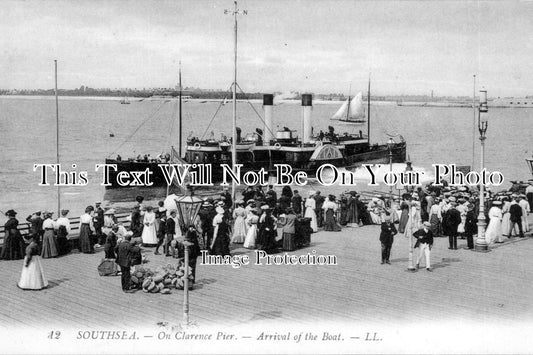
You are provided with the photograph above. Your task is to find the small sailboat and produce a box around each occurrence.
[120,96,130,104]
[331,92,366,123]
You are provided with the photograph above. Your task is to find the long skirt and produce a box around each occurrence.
[324,209,341,231]
[485,217,503,244]
[18,256,48,290]
[398,210,409,233]
[41,230,58,258]
[256,227,277,251]
[501,213,511,236]
[141,225,158,245]
[304,207,318,232]
[243,225,257,249]
[429,214,441,237]
[79,223,94,253]
[56,228,70,256]
[0,230,24,260]
[231,216,247,243]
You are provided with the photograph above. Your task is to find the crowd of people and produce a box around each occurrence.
[378,181,532,271]
[2,178,532,289]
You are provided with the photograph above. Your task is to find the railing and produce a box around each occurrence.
[0,213,132,245]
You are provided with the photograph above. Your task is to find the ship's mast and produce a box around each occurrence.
[367,72,371,143]
[346,83,352,122]
[179,61,183,158]
[54,60,61,216]
[226,1,246,204]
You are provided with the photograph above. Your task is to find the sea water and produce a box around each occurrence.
[0,96,531,221]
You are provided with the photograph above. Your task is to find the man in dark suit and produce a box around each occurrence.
[446,202,462,249]
[509,197,524,238]
[314,191,325,228]
[165,210,177,256]
[94,202,105,246]
[115,235,134,292]
[130,205,143,241]
[413,221,434,271]
[464,204,477,249]
[379,215,397,264]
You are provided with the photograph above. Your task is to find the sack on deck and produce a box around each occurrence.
[97,258,119,276]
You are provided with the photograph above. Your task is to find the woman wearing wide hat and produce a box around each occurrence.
[41,211,58,258]
[1,209,24,260]
[18,233,48,290]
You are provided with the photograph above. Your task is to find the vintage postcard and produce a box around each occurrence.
[0,0,532,354]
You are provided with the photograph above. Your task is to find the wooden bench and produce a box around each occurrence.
[0,213,132,251]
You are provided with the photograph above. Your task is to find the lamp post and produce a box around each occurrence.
[175,185,203,324]
[407,201,416,271]
[475,89,489,252]
[387,138,395,204]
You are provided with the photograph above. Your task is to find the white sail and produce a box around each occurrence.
[331,92,366,122]
[348,92,365,120]
[331,98,349,120]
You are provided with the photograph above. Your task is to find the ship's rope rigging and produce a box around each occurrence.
[107,101,168,158]
[199,83,276,141]
[167,99,179,149]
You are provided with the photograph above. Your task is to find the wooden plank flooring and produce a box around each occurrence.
[0,224,532,331]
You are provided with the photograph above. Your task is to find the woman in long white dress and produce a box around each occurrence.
[304,192,318,232]
[232,201,247,243]
[243,210,259,249]
[18,234,48,290]
[501,198,511,238]
[141,206,158,245]
[485,201,503,244]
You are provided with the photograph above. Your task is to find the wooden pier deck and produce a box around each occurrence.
[0,224,532,353]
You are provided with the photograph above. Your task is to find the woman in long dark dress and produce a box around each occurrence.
[18,234,48,290]
[79,206,94,254]
[55,209,71,256]
[104,225,118,259]
[1,210,25,260]
[257,206,277,251]
[210,207,230,256]
[323,196,341,232]
[41,211,58,258]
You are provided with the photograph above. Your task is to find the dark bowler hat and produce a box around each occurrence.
[5,209,17,217]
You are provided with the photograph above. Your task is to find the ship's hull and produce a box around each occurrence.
[104,141,406,189]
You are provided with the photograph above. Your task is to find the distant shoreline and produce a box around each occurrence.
[1,95,528,108]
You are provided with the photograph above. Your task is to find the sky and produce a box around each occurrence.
[1,0,532,97]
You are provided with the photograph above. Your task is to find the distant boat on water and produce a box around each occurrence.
[120,95,130,104]
[331,92,366,123]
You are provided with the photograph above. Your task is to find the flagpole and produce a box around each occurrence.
[55,60,61,216]
[471,74,476,170]
[231,1,238,206]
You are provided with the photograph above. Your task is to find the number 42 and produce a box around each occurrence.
[47,331,61,339]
